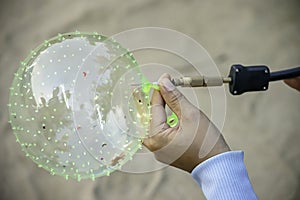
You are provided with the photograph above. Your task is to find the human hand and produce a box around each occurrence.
[284,76,300,92]
[143,74,230,173]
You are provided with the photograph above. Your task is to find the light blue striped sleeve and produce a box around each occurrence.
[191,151,258,200]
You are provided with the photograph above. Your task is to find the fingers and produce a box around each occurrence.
[144,73,196,151]
[143,89,169,150]
[149,89,170,134]
[158,73,194,119]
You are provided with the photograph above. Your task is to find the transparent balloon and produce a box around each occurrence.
[8,32,151,181]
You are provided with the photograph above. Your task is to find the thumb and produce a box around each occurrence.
[158,73,194,119]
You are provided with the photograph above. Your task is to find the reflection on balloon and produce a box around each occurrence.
[8,32,151,181]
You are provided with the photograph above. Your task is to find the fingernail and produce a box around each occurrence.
[160,78,175,91]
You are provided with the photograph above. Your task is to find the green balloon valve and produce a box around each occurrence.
[141,82,160,94]
[167,112,178,127]
[140,81,178,128]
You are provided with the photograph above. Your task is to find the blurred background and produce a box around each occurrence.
[1,0,300,199]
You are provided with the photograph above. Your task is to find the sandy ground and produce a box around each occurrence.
[1,0,300,199]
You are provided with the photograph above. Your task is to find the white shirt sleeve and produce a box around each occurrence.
[191,151,258,200]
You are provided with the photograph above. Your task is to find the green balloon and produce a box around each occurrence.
[8,32,151,181]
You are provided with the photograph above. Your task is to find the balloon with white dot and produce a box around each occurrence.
[8,32,151,181]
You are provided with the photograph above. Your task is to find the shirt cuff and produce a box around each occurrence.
[191,151,258,200]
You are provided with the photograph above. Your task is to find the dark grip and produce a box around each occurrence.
[228,64,270,95]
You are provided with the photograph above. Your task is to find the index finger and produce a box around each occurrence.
[149,89,170,136]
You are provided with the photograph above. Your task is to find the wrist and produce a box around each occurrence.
[172,136,230,173]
